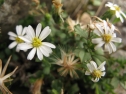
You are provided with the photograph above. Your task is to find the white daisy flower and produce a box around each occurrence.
[92,20,122,54]
[85,61,106,82]
[18,23,56,60]
[8,25,27,52]
[105,2,126,23]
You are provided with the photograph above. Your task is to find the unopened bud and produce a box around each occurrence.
[88,24,95,30]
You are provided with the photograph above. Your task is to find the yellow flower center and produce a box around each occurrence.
[114,5,120,11]
[32,37,42,47]
[92,70,102,78]
[102,34,112,43]
[15,37,24,43]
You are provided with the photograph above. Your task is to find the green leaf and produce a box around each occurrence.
[52,89,59,94]
[0,0,4,6]
[112,18,120,24]
[79,50,85,62]
[94,48,104,55]
[94,55,106,62]
[101,10,115,20]
[74,25,88,38]
[111,77,119,88]
[5,48,11,55]
[120,81,126,89]
[42,60,51,74]
[67,83,79,94]
[83,52,91,61]
[93,56,102,65]
[74,48,80,57]
[92,54,106,65]
[43,67,50,74]
[93,0,101,6]
[51,80,62,93]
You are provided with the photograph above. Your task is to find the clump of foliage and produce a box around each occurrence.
[0,0,126,94]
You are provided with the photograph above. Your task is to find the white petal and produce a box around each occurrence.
[24,33,33,41]
[8,32,17,37]
[37,48,43,60]
[110,6,116,10]
[9,37,15,40]
[101,72,106,76]
[110,25,115,34]
[39,26,51,40]
[42,42,56,48]
[16,25,23,35]
[105,2,113,8]
[95,24,104,35]
[104,43,110,52]
[92,38,103,44]
[16,46,20,52]
[120,11,126,18]
[98,61,106,71]
[8,42,17,49]
[93,29,101,36]
[85,71,91,75]
[119,14,124,23]
[103,20,108,34]
[18,43,32,50]
[91,78,99,82]
[41,45,52,53]
[114,4,119,8]
[116,11,120,18]
[27,25,35,38]
[36,23,42,37]
[87,63,93,73]
[109,42,116,52]
[42,45,52,54]
[94,41,105,50]
[39,46,50,57]
[27,48,36,60]
[112,33,116,37]
[111,37,122,43]
[105,43,112,54]
[19,36,31,43]
[22,27,27,35]
[90,61,97,70]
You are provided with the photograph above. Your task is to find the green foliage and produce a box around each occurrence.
[111,77,119,88]
[74,24,88,38]
[2,1,126,94]
[101,9,123,24]
[101,10,115,20]
[67,83,79,94]
[47,80,62,94]
[93,0,101,6]
[18,15,35,26]
[42,59,51,75]
[0,0,4,6]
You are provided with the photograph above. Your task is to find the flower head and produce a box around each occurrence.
[0,56,18,94]
[52,0,64,22]
[18,23,56,60]
[92,20,122,54]
[105,2,126,23]
[52,0,63,9]
[85,61,106,82]
[53,48,80,78]
[8,25,27,52]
